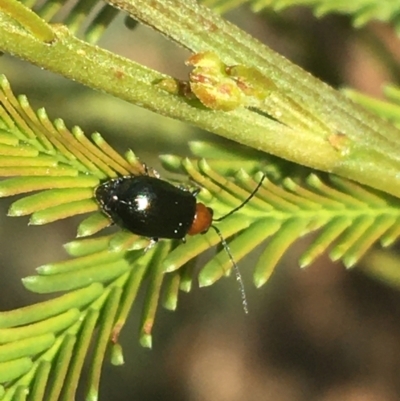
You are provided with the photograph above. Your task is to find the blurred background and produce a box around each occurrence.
[1,3,400,400]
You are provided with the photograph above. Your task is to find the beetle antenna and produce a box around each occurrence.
[213,174,266,222]
[210,224,249,314]
[208,174,266,313]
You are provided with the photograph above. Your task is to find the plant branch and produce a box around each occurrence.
[0,2,400,198]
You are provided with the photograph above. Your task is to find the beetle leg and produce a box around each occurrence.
[176,184,200,196]
[144,237,158,252]
[143,163,160,178]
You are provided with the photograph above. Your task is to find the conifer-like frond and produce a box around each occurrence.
[0,75,399,399]
[161,144,400,288]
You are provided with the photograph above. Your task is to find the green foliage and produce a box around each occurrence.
[2,1,400,198]
[0,0,400,400]
[0,76,399,399]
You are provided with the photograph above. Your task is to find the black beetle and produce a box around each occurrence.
[95,173,265,312]
[95,175,213,244]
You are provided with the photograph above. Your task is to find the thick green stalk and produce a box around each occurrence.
[0,2,400,197]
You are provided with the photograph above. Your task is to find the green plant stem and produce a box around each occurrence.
[1,4,400,198]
